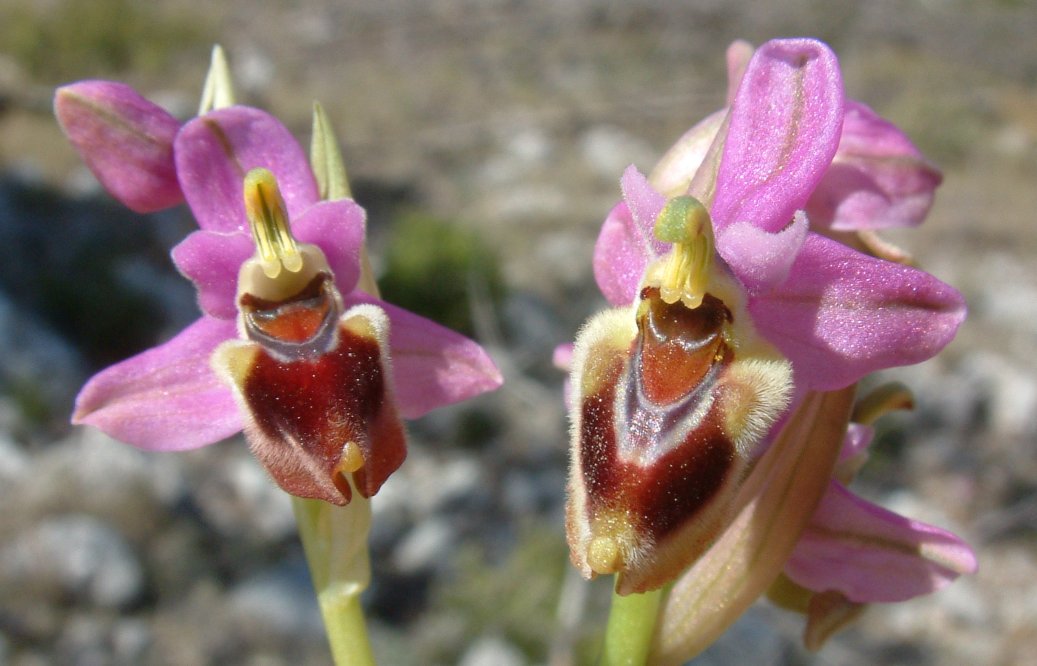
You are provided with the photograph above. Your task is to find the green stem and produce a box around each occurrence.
[318,584,376,666]
[600,581,665,666]
[293,496,376,666]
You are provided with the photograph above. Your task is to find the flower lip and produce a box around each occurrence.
[635,287,730,407]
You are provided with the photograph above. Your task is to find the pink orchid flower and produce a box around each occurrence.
[56,81,502,505]
[593,42,963,392]
[566,35,972,625]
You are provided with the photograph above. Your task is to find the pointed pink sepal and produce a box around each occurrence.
[750,234,966,390]
[593,167,668,306]
[785,481,977,603]
[55,81,183,213]
[357,297,503,419]
[73,316,241,451]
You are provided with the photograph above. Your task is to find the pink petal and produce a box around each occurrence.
[293,199,366,295]
[593,167,668,306]
[175,107,319,232]
[716,211,808,294]
[346,295,503,418]
[807,100,942,231]
[593,202,646,306]
[73,316,242,451]
[55,81,183,213]
[750,234,966,390]
[785,482,977,602]
[712,38,844,234]
[171,230,254,319]
[621,164,668,235]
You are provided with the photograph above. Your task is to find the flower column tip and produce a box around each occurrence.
[650,196,715,309]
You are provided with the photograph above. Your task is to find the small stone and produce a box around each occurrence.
[111,618,152,663]
[0,514,143,608]
[458,635,526,666]
[695,606,786,666]
[393,518,456,574]
[0,434,28,484]
[191,451,297,542]
[480,126,553,185]
[0,290,85,417]
[377,451,483,521]
[227,557,323,638]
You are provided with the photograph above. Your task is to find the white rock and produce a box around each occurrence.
[458,635,526,666]
[0,434,28,484]
[481,126,554,185]
[227,559,324,638]
[377,451,483,521]
[192,452,296,542]
[392,518,455,574]
[1,514,143,608]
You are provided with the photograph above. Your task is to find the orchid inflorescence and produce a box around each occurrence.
[55,38,974,665]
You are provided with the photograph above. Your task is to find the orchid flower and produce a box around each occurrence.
[55,76,502,505]
[564,37,972,661]
[55,51,503,666]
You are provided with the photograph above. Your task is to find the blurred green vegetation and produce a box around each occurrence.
[379,212,505,337]
[420,525,602,664]
[0,0,210,81]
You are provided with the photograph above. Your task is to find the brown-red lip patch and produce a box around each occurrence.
[215,306,408,506]
[567,286,792,593]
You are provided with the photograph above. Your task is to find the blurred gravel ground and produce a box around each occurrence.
[0,1,1035,664]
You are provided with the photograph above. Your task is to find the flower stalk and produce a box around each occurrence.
[600,584,665,666]
[293,102,381,666]
[293,495,376,666]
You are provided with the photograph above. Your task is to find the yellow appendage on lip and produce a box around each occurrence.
[652,195,715,310]
[244,167,304,279]
[336,441,365,474]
